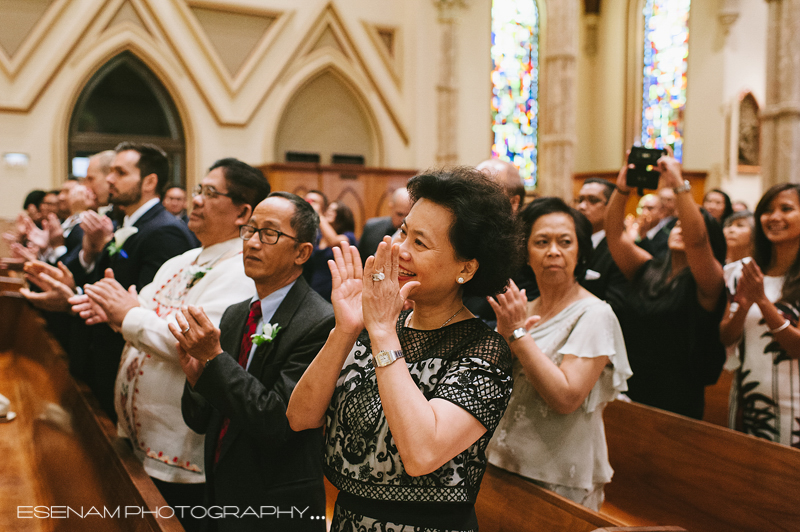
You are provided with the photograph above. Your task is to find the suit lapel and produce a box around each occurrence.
[246,278,310,378]
[214,281,309,466]
[133,201,164,229]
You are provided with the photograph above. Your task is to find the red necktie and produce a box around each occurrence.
[214,300,262,464]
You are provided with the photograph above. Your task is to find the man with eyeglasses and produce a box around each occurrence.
[172,192,333,532]
[70,158,270,532]
[575,177,627,302]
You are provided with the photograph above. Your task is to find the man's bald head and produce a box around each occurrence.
[388,187,411,229]
[477,159,524,213]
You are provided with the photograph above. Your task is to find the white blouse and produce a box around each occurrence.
[486,297,632,490]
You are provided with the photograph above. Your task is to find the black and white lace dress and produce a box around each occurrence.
[324,310,513,532]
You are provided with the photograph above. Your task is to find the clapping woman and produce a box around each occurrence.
[720,184,800,446]
[486,197,631,510]
[287,167,520,531]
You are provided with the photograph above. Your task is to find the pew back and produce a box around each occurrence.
[603,399,800,532]
[0,295,182,532]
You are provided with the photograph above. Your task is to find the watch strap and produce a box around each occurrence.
[372,349,405,368]
[508,327,527,344]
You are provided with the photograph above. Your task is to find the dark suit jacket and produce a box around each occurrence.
[358,216,396,263]
[182,277,334,532]
[68,202,197,421]
[638,216,676,260]
[582,237,628,306]
[73,202,197,289]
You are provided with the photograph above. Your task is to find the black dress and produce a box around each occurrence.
[324,311,513,531]
[614,261,726,419]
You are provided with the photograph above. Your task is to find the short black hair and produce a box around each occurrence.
[519,197,594,281]
[268,191,319,245]
[115,141,170,196]
[582,178,616,202]
[208,158,270,210]
[23,190,46,209]
[407,167,522,297]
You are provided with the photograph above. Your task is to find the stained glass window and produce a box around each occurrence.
[491,0,539,189]
[641,0,690,161]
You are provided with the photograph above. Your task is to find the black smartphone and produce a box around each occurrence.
[626,146,667,192]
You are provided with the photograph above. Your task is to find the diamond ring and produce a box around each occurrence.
[372,272,385,282]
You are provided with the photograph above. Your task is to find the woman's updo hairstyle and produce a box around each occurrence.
[518,197,593,281]
[406,167,522,298]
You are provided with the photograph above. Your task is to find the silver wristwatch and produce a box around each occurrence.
[373,349,405,368]
[673,179,691,194]
[507,327,527,344]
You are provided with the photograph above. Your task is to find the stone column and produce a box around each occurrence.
[433,0,467,167]
[537,0,580,199]
[761,0,800,186]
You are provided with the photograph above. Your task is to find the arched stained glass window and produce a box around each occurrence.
[641,0,690,161]
[491,0,539,189]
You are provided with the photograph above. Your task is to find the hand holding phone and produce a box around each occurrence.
[626,146,667,192]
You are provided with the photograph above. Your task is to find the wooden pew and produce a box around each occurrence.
[476,465,685,532]
[603,399,800,532]
[0,294,182,532]
[325,464,684,532]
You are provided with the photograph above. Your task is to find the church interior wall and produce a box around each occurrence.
[0,0,775,217]
[574,0,768,208]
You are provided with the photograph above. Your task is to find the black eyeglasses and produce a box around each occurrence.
[239,225,299,245]
[192,185,233,200]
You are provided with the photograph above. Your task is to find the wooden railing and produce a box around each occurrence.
[0,294,182,532]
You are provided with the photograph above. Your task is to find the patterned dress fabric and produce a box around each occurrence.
[325,311,513,531]
[725,260,800,447]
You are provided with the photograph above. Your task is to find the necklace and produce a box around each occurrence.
[406,305,466,329]
[440,305,466,327]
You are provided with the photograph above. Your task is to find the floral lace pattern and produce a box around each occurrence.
[325,311,512,530]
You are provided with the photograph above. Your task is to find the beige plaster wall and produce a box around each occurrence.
[0,0,771,218]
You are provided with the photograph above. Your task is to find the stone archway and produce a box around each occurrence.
[68,51,186,186]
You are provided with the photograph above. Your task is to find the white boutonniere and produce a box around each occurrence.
[186,264,211,289]
[109,227,139,256]
[251,323,281,345]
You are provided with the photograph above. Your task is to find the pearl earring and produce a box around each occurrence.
[457,277,465,284]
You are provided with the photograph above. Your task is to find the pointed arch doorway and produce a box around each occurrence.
[68,52,186,186]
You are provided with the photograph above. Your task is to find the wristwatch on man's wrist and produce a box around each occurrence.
[507,327,527,344]
[373,349,405,368]
[673,179,691,194]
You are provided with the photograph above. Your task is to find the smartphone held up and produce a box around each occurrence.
[626,146,668,194]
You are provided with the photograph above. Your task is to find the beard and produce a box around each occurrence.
[110,181,143,207]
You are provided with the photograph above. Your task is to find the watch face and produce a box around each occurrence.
[376,352,391,366]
